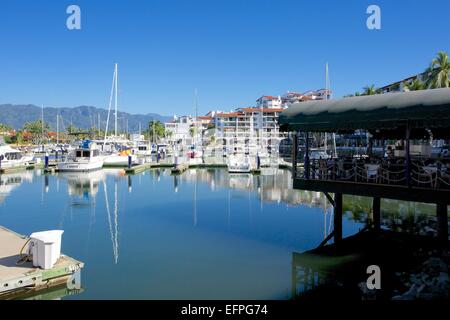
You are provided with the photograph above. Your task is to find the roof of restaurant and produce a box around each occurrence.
[279,88,450,137]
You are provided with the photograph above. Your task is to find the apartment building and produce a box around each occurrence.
[213,104,286,153]
[379,72,427,94]
[281,89,332,105]
[164,115,193,145]
[256,95,282,108]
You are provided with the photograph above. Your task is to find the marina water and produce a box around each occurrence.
[0,168,437,299]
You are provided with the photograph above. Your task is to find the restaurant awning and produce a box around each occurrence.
[279,88,450,138]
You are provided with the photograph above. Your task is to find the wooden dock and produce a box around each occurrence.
[0,164,36,174]
[124,162,173,174]
[0,226,84,300]
[171,163,189,175]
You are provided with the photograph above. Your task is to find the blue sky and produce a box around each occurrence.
[0,0,449,116]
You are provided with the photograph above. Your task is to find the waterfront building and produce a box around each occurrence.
[256,95,282,108]
[281,89,331,106]
[164,115,193,145]
[379,72,427,94]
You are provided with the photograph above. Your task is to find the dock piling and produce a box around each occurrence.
[334,193,343,243]
[436,203,448,242]
[373,197,381,232]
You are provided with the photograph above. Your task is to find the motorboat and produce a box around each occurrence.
[0,145,34,169]
[56,140,104,172]
[133,141,152,156]
[227,154,252,173]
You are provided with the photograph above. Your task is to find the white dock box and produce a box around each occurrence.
[29,230,64,269]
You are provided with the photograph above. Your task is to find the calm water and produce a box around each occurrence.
[0,168,435,299]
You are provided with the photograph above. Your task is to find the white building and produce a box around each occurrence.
[282,89,331,105]
[256,95,282,109]
[165,115,193,145]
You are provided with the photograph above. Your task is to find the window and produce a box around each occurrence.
[82,151,90,157]
[76,151,82,157]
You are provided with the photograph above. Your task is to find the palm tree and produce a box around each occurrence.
[362,85,377,95]
[424,51,450,88]
[403,79,426,91]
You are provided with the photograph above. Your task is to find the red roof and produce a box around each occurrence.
[216,112,243,117]
[257,95,278,101]
[239,107,284,113]
[197,116,212,120]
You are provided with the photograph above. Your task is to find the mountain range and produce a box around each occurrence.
[0,104,172,133]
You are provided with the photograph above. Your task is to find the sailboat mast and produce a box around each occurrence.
[324,63,328,152]
[325,62,337,156]
[114,63,118,137]
[41,105,44,145]
[104,64,117,142]
[56,113,59,144]
[194,88,198,147]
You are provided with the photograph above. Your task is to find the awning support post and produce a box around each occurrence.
[292,131,298,179]
[305,132,310,180]
[405,124,411,187]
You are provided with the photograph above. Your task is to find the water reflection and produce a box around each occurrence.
[0,167,443,300]
[0,171,33,204]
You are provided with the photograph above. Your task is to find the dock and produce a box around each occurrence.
[171,163,189,175]
[0,164,36,174]
[124,162,173,174]
[0,226,84,300]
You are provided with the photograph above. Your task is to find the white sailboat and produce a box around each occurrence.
[102,64,138,167]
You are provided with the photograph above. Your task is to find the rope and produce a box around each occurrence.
[16,238,32,265]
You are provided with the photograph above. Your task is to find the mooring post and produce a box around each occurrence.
[291,258,296,298]
[436,203,448,242]
[373,197,381,232]
[334,193,343,243]
[128,155,132,169]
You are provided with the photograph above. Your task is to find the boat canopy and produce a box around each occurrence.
[279,88,450,139]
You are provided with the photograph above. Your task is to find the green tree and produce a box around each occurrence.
[424,51,450,88]
[146,120,165,142]
[189,126,196,138]
[0,123,12,132]
[403,79,426,91]
[362,85,378,96]
[23,120,51,144]
[67,124,77,134]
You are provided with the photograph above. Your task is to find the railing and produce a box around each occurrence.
[293,157,450,190]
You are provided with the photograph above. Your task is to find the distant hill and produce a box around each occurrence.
[0,104,172,133]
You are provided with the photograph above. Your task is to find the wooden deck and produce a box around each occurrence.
[294,178,450,204]
[0,226,83,299]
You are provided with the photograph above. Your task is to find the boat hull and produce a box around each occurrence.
[103,155,137,167]
[56,160,104,172]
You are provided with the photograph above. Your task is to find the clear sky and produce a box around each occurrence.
[1,0,449,116]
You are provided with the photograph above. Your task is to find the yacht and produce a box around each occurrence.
[227,154,252,173]
[0,145,34,170]
[56,140,104,172]
[133,141,152,156]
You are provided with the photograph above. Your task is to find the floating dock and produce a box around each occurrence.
[0,226,84,300]
[124,162,173,174]
[0,164,36,174]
